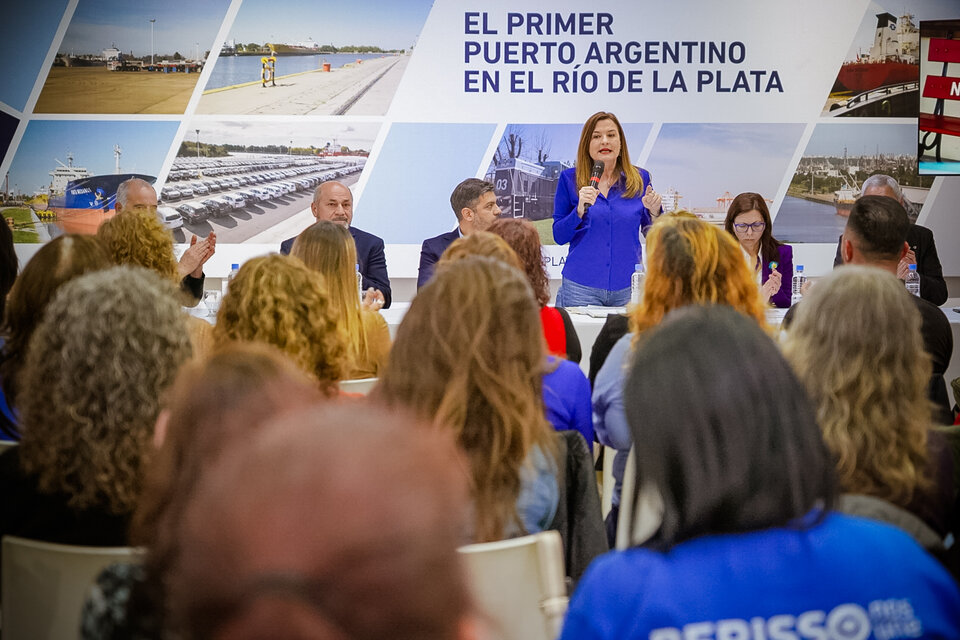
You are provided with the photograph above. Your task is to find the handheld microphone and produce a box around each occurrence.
[585,161,604,213]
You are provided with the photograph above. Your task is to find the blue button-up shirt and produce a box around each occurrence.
[552,167,654,291]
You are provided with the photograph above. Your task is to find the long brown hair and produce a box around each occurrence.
[488,218,550,307]
[783,266,931,508]
[723,192,783,266]
[376,256,554,542]
[133,343,324,632]
[575,111,642,198]
[1,235,111,418]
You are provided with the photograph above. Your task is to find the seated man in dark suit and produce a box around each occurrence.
[280,181,391,308]
[832,174,947,306]
[417,178,502,289]
[838,195,954,424]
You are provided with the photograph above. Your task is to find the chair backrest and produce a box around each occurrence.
[338,377,378,395]
[459,530,568,640]
[0,440,17,453]
[1,536,137,640]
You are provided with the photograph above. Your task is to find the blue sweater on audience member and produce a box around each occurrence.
[560,512,960,640]
[592,334,633,506]
[543,356,594,451]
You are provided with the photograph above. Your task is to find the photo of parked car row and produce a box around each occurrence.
[155,153,364,237]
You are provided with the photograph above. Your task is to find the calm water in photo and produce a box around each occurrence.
[773,195,848,243]
[205,53,387,89]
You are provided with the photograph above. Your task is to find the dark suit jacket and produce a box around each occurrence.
[281,226,392,308]
[417,228,460,289]
[833,224,948,306]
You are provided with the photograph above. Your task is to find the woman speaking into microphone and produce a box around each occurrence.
[553,111,661,307]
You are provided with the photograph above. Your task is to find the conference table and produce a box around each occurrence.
[382,301,960,396]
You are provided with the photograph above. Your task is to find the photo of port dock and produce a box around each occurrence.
[195,0,431,115]
[33,0,231,114]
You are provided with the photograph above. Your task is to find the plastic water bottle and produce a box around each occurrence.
[630,263,645,305]
[356,263,363,301]
[905,264,921,297]
[222,263,239,297]
[791,264,805,306]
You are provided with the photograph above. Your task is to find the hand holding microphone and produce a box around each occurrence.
[578,161,605,218]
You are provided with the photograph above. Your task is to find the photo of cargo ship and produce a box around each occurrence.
[48,171,155,235]
[45,148,154,235]
[824,11,920,117]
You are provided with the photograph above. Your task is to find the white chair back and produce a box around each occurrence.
[1,535,137,640]
[0,440,17,453]
[459,530,568,640]
[600,445,616,518]
[338,377,378,395]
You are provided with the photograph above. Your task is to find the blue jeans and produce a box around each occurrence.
[556,277,631,307]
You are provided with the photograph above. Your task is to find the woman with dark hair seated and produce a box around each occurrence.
[724,191,792,308]
[561,306,960,638]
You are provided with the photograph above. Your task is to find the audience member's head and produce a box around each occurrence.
[861,174,917,220]
[437,231,521,271]
[783,266,931,510]
[377,256,553,541]
[840,195,909,266]
[97,209,179,281]
[623,305,836,547]
[310,181,353,227]
[132,343,325,624]
[291,221,369,370]
[0,218,18,323]
[115,177,158,215]
[1,235,112,435]
[450,178,501,234]
[214,254,346,393]
[631,214,766,337]
[18,266,191,514]
[167,403,472,640]
[488,218,550,307]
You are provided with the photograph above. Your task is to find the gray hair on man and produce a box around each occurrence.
[861,174,917,220]
[115,178,154,208]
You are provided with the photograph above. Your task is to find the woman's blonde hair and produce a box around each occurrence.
[291,221,369,372]
[214,254,346,394]
[631,213,767,340]
[376,256,554,542]
[97,210,179,281]
[576,111,642,198]
[782,266,931,507]
[18,266,192,514]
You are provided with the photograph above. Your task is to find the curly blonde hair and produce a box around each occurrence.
[18,266,192,514]
[376,256,554,542]
[782,266,931,507]
[214,254,346,393]
[631,213,767,340]
[291,221,369,374]
[97,210,179,281]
